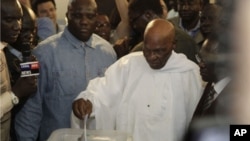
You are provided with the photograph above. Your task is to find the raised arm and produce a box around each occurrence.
[115,0,130,38]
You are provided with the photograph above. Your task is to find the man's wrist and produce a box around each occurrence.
[11,92,19,105]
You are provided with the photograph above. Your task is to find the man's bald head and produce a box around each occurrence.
[200,4,223,38]
[143,19,176,69]
[144,19,175,44]
[68,0,97,11]
[66,0,97,42]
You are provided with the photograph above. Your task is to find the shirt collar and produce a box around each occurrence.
[214,77,231,94]
[179,18,200,37]
[63,27,96,49]
[7,45,23,61]
[0,42,8,50]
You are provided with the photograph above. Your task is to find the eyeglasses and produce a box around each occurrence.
[95,22,110,29]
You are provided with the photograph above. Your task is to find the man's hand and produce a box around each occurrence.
[12,76,37,98]
[113,37,130,59]
[72,99,92,120]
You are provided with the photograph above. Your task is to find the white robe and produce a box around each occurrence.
[71,51,203,141]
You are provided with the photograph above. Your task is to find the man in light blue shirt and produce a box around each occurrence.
[37,17,56,41]
[15,0,117,140]
[169,0,204,44]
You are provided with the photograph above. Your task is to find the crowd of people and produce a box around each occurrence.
[0,0,243,141]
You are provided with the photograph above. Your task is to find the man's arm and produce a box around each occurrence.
[14,50,44,141]
[115,0,130,38]
[15,90,43,141]
[0,51,14,118]
[71,58,129,129]
[0,91,14,118]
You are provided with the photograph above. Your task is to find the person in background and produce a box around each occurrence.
[166,0,179,19]
[169,0,204,44]
[199,3,222,49]
[1,0,36,140]
[0,1,22,140]
[20,0,56,43]
[185,1,236,140]
[114,0,131,40]
[15,0,116,140]
[95,0,116,17]
[111,0,167,53]
[4,3,38,141]
[113,0,197,62]
[31,0,63,33]
[72,19,202,141]
[192,32,232,121]
[36,17,57,41]
[94,14,112,43]
[127,0,197,63]
[185,32,233,141]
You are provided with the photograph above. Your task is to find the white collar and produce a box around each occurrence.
[214,77,231,94]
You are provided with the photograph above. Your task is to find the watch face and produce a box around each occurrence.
[12,95,19,105]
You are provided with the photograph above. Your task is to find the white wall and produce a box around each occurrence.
[55,0,68,25]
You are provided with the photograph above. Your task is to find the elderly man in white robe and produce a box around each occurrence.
[71,19,203,141]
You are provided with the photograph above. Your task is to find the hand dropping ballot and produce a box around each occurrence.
[20,61,39,77]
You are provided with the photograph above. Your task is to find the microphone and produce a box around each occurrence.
[21,43,32,62]
[20,43,39,77]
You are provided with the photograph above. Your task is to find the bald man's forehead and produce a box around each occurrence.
[145,27,175,45]
[145,19,174,35]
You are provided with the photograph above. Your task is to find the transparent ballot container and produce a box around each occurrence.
[47,128,133,141]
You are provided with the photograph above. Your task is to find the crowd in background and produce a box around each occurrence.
[1,0,247,141]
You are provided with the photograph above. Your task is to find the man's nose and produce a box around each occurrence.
[13,20,22,31]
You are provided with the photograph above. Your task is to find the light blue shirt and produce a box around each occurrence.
[179,18,201,38]
[7,46,22,61]
[15,27,117,141]
[37,17,56,41]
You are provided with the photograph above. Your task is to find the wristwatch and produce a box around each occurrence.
[11,92,19,105]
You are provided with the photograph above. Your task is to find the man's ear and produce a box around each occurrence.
[172,40,177,49]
